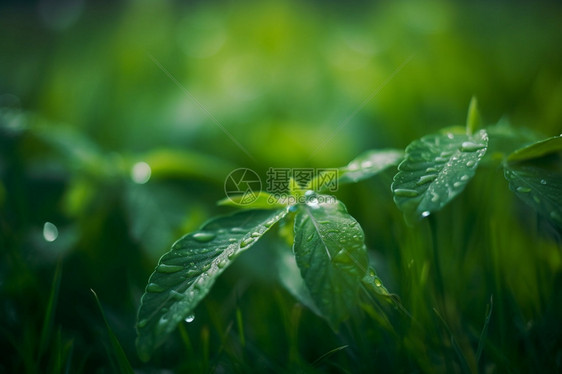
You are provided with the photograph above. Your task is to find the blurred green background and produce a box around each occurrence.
[1,0,561,372]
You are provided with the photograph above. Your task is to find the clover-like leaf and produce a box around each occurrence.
[136,208,288,361]
[392,129,488,221]
[293,195,368,329]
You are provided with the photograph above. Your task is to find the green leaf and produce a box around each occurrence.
[217,191,288,209]
[504,137,562,228]
[507,135,562,163]
[484,119,541,163]
[306,149,404,191]
[392,129,488,221]
[274,242,322,317]
[466,96,481,135]
[136,208,288,361]
[338,149,404,185]
[361,267,390,297]
[293,195,368,329]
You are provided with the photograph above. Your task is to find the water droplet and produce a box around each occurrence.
[540,179,547,185]
[460,175,470,181]
[348,161,360,171]
[440,150,454,158]
[447,133,454,139]
[185,314,195,323]
[374,278,382,287]
[43,221,58,242]
[186,269,199,277]
[305,190,315,197]
[425,167,439,173]
[157,264,184,273]
[194,276,206,290]
[192,232,216,243]
[461,141,485,152]
[231,227,246,234]
[466,160,476,167]
[332,250,353,264]
[157,315,169,334]
[289,205,298,212]
[227,250,236,259]
[216,259,228,269]
[251,232,261,238]
[240,237,255,248]
[170,290,184,300]
[147,283,165,293]
[264,218,276,228]
[421,211,430,218]
[453,181,462,188]
[361,160,373,168]
[435,156,448,163]
[228,238,237,243]
[516,186,531,193]
[431,192,439,203]
[306,197,320,208]
[416,174,437,186]
[306,233,314,242]
[201,263,211,272]
[131,161,151,184]
[394,188,420,197]
[138,319,148,328]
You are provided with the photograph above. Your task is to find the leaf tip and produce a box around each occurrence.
[466,96,481,135]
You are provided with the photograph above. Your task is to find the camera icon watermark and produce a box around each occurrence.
[224,168,262,205]
[224,167,339,206]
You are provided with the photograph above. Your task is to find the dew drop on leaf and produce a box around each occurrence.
[240,237,255,248]
[421,211,430,218]
[461,141,486,152]
[394,188,420,197]
[131,161,151,184]
[185,314,195,323]
[43,221,59,242]
[192,232,216,243]
[416,174,438,185]
[146,283,165,293]
[157,264,184,273]
[170,290,184,300]
[516,186,531,193]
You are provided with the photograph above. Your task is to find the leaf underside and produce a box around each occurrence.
[504,136,562,229]
[136,208,288,361]
[504,165,562,229]
[392,130,488,221]
[338,149,404,185]
[293,197,368,329]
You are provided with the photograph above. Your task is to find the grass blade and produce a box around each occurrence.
[476,295,494,364]
[91,289,134,374]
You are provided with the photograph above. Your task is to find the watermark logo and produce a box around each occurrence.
[224,168,262,205]
[224,167,338,206]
